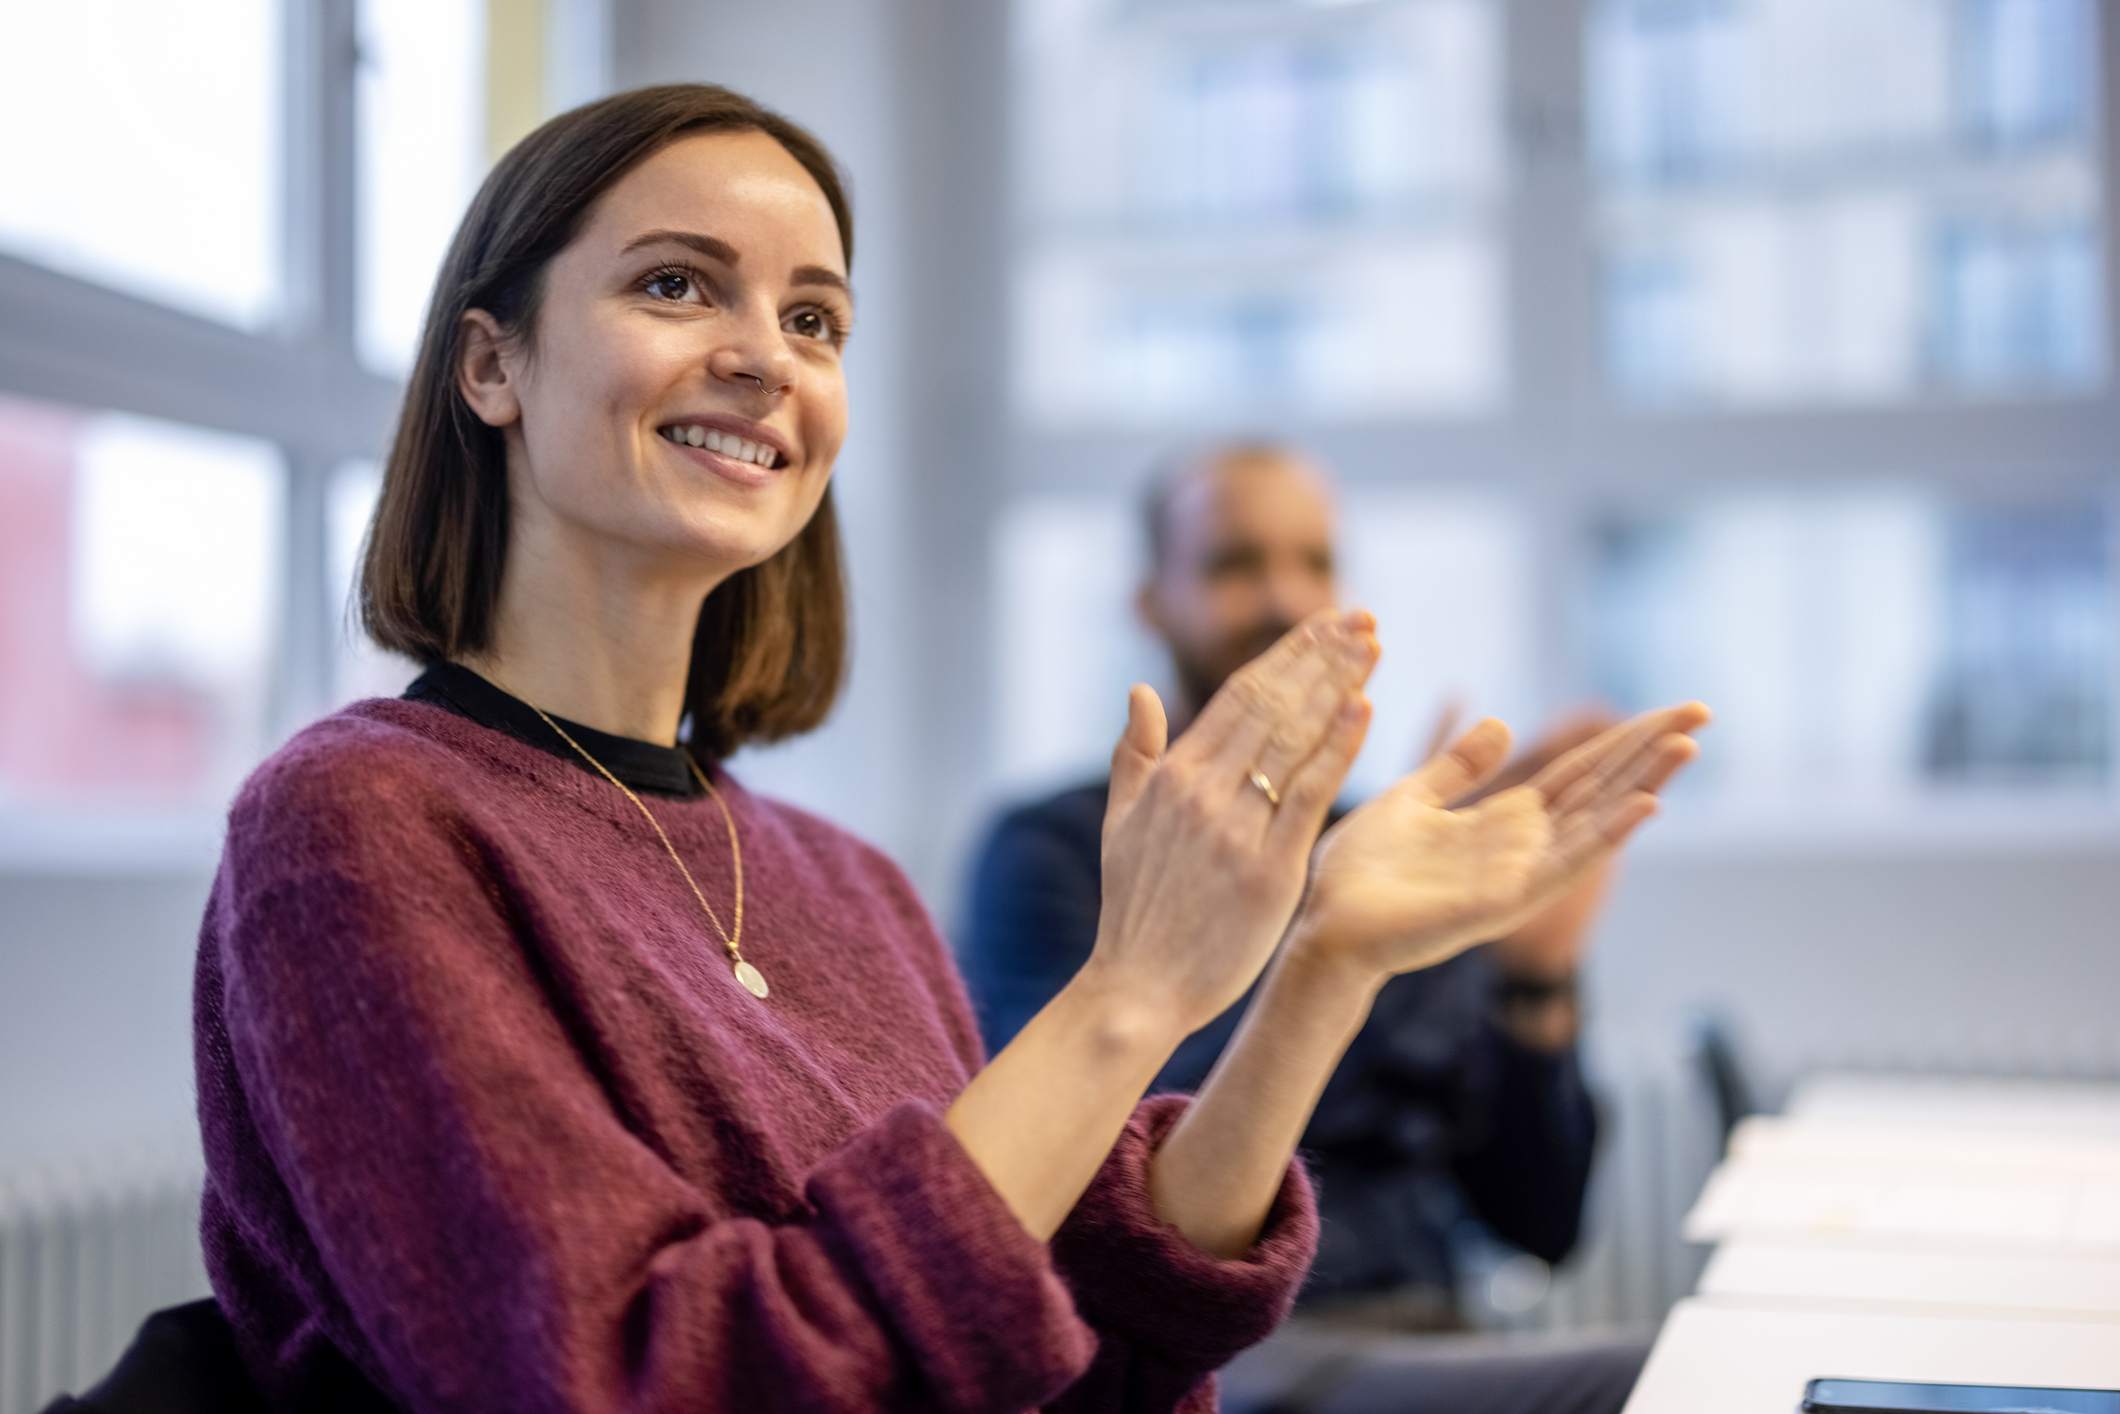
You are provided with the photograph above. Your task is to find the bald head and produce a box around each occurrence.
[1142,442,1334,573]
[1137,442,1340,715]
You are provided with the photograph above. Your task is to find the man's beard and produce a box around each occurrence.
[1171,618,1299,722]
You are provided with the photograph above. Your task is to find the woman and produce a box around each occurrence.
[193,84,1707,1412]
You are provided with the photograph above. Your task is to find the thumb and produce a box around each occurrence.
[1107,684,1169,824]
[1397,717,1513,807]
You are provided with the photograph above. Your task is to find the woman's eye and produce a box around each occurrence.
[787,308,840,343]
[642,269,696,302]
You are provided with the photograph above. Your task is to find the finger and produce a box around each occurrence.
[1106,684,1168,826]
[1553,719,1706,819]
[1550,789,1660,876]
[1419,696,1465,766]
[1532,711,1660,811]
[1624,734,1699,800]
[1250,630,1380,800]
[1601,791,1660,846]
[1395,717,1514,807]
[1269,694,1373,852]
[1177,607,1378,780]
[1538,702,1709,815]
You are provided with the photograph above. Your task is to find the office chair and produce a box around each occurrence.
[36,1298,264,1414]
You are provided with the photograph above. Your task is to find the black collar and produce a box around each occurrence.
[404,662,703,798]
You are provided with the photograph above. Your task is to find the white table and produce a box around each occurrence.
[1683,1117,2120,1251]
[1724,1115,2120,1173]
[1622,1299,2120,1413]
[1699,1239,2120,1320]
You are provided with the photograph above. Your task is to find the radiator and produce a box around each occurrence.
[0,1146,207,1414]
[1523,1046,1725,1335]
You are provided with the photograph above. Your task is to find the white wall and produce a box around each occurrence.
[0,870,212,1168]
[1592,841,2120,1093]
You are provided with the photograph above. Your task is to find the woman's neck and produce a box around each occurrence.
[461,522,733,747]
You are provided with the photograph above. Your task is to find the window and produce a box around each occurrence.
[0,395,281,815]
[0,0,283,328]
[1587,0,2104,405]
[1000,0,2116,836]
[1011,0,1507,423]
[357,0,489,373]
[1584,493,2111,810]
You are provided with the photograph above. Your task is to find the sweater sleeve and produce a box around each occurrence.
[1046,1094,1318,1410]
[206,760,1095,1414]
[884,801,1320,1409]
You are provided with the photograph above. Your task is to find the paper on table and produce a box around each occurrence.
[1684,1162,2120,1250]
[1726,1115,2120,1175]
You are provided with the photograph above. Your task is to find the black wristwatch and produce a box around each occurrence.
[1493,969,1580,1010]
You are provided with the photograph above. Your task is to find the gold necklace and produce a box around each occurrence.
[527,704,768,1001]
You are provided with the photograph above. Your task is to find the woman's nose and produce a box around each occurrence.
[708,322,797,398]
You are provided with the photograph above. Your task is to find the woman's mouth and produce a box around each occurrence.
[658,423,789,486]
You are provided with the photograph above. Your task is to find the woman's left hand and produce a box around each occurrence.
[1287,702,1711,985]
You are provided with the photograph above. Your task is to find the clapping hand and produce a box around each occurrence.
[1290,704,1710,983]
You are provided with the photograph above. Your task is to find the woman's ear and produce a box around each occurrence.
[456,308,521,428]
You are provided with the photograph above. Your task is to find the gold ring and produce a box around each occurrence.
[1246,767,1282,807]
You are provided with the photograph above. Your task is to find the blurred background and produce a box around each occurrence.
[1,0,2115,1399]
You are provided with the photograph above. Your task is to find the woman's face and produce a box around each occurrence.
[472,129,852,580]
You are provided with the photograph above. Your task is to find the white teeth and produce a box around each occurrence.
[662,424,779,468]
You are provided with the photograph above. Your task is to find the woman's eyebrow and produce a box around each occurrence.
[620,230,849,298]
[791,264,850,297]
[620,228,740,263]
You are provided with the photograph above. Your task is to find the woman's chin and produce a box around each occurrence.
[650,511,802,578]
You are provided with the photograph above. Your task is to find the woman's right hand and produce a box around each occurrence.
[1084,608,1380,1036]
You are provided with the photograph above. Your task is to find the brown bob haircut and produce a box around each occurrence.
[359,84,852,758]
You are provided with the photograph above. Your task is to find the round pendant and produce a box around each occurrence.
[732,959,770,999]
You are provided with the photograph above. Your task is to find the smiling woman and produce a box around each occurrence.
[177,82,1706,1414]
[359,90,853,759]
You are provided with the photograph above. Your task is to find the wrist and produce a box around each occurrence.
[1492,968,1581,1053]
[1269,923,1386,1032]
[1061,952,1192,1068]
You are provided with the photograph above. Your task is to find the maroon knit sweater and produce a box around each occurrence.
[192,695,1317,1412]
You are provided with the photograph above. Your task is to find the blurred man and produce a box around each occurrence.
[960,442,1641,1413]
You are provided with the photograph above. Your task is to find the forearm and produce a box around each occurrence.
[1147,936,1381,1258]
[947,957,1185,1242]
